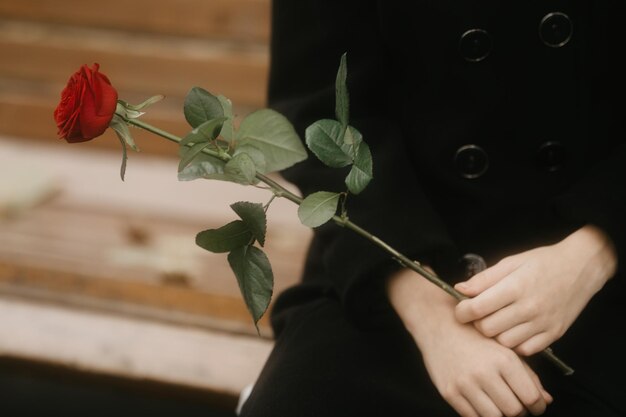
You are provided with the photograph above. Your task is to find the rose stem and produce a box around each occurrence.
[121,114,575,376]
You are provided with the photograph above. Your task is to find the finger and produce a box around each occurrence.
[496,322,538,349]
[461,387,503,417]
[501,361,547,416]
[455,280,518,323]
[515,332,552,357]
[446,394,480,417]
[522,361,553,405]
[455,258,518,297]
[474,305,529,338]
[482,375,526,417]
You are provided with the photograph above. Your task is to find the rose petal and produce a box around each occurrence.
[54,63,118,143]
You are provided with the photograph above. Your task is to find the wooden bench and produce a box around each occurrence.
[0,133,310,408]
[0,1,313,410]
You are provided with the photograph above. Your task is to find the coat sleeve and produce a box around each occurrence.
[552,146,626,273]
[269,0,461,321]
[551,4,626,274]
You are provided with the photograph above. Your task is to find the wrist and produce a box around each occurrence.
[561,225,617,289]
[386,269,457,347]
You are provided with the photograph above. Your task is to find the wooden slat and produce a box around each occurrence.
[0,0,270,43]
[0,297,273,397]
[0,21,268,107]
[0,262,263,333]
[0,136,306,228]
[0,96,187,155]
[0,136,310,336]
[0,80,250,154]
[0,204,306,320]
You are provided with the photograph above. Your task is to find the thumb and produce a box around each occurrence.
[455,258,517,297]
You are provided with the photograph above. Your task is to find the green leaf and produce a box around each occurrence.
[178,141,211,172]
[118,95,164,114]
[178,146,250,185]
[224,152,258,185]
[128,95,164,111]
[184,87,224,128]
[343,125,363,150]
[196,220,253,253]
[109,114,140,181]
[305,119,353,168]
[115,101,144,120]
[234,145,267,173]
[231,202,267,246]
[236,109,308,172]
[298,191,340,228]
[343,124,355,145]
[345,141,373,194]
[228,246,274,326]
[178,151,230,182]
[217,95,234,142]
[335,53,349,127]
[109,114,139,152]
[116,134,128,181]
[304,120,363,168]
[179,117,227,147]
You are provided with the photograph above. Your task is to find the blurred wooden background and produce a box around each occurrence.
[0,0,269,153]
[0,0,311,411]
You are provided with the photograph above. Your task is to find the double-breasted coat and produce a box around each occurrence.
[240,1,626,416]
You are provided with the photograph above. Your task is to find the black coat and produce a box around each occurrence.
[241,1,626,416]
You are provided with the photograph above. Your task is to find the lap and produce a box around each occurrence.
[240,292,464,417]
[240,286,624,417]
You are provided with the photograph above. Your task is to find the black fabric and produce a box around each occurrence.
[271,0,463,325]
[240,294,462,417]
[240,294,624,417]
[244,0,626,415]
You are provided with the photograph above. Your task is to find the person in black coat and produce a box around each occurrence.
[239,1,625,416]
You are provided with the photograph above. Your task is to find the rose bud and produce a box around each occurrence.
[54,63,118,143]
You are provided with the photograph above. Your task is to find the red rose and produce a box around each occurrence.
[54,63,118,143]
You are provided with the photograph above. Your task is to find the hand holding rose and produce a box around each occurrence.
[455,226,618,356]
[387,268,552,417]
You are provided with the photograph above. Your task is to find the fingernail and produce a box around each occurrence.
[544,391,553,403]
[455,282,468,290]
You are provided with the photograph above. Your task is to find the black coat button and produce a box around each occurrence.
[539,12,573,47]
[537,141,566,171]
[459,29,492,62]
[462,253,487,278]
[455,144,489,179]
